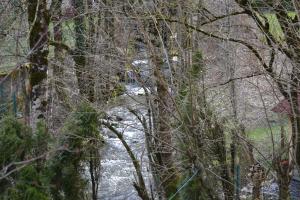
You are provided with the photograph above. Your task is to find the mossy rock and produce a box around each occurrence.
[111,83,126,98]
[0,71,8,77]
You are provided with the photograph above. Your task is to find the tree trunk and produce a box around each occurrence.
[51,0,67,104]
[153,55,178,197]
[252,185,260,200]
[249,163,265,200]
[295,100,300,167]
[214,123,234,200]
[278,175,290,200]
[49,0,72,131]
[142,3,179,197]
[275,157,291,200]
[101,0,115,102]
[86,0,97,103]
[73,0,93,101]
[51,0,63,75]
[89,152,97,200]
[290,86,300,166]
[27,0,50,126]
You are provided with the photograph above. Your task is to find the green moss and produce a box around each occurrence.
[0,71,7,77]
[191,51,204,79]
[62,21,76,48]
[111,83,126,98]
[30,71,47,86]
[264,12,296,41]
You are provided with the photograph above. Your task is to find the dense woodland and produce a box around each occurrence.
[2,0,300,199]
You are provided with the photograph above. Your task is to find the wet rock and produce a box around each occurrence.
[108,132,117,138]
[116,116,124,121]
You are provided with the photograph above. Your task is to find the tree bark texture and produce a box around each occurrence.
[51,0,66,103]
[147,3,180,197]
[73,0,95,102]
[27,0,50,125]
[278,173,290,200]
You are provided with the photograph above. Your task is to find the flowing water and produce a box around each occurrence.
[99,85,152,199]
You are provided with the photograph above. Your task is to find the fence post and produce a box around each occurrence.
[235,157,241,199]
[0,83,3,100]
[0,83,4,115]
[12,91,17,117]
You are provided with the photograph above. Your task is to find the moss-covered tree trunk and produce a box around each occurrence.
[86,0,97,103]
[153,55,178,198]
[50,0,66,103]
[99,0,115,102]
[148,14,179,196]
[290,88,300,167]
[49,0,73,130]
[140,2,182,197]
[275,158,291,200]
[51,0,63,71]
[73,0,86,98]
[73,0,95,102]
[27,0,50,126]
[278,176,290,200]
[214,123,234,200]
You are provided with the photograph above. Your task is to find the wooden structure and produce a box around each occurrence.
[271,97,300,115]
[271,97,295,150]
[0,66,30,121]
